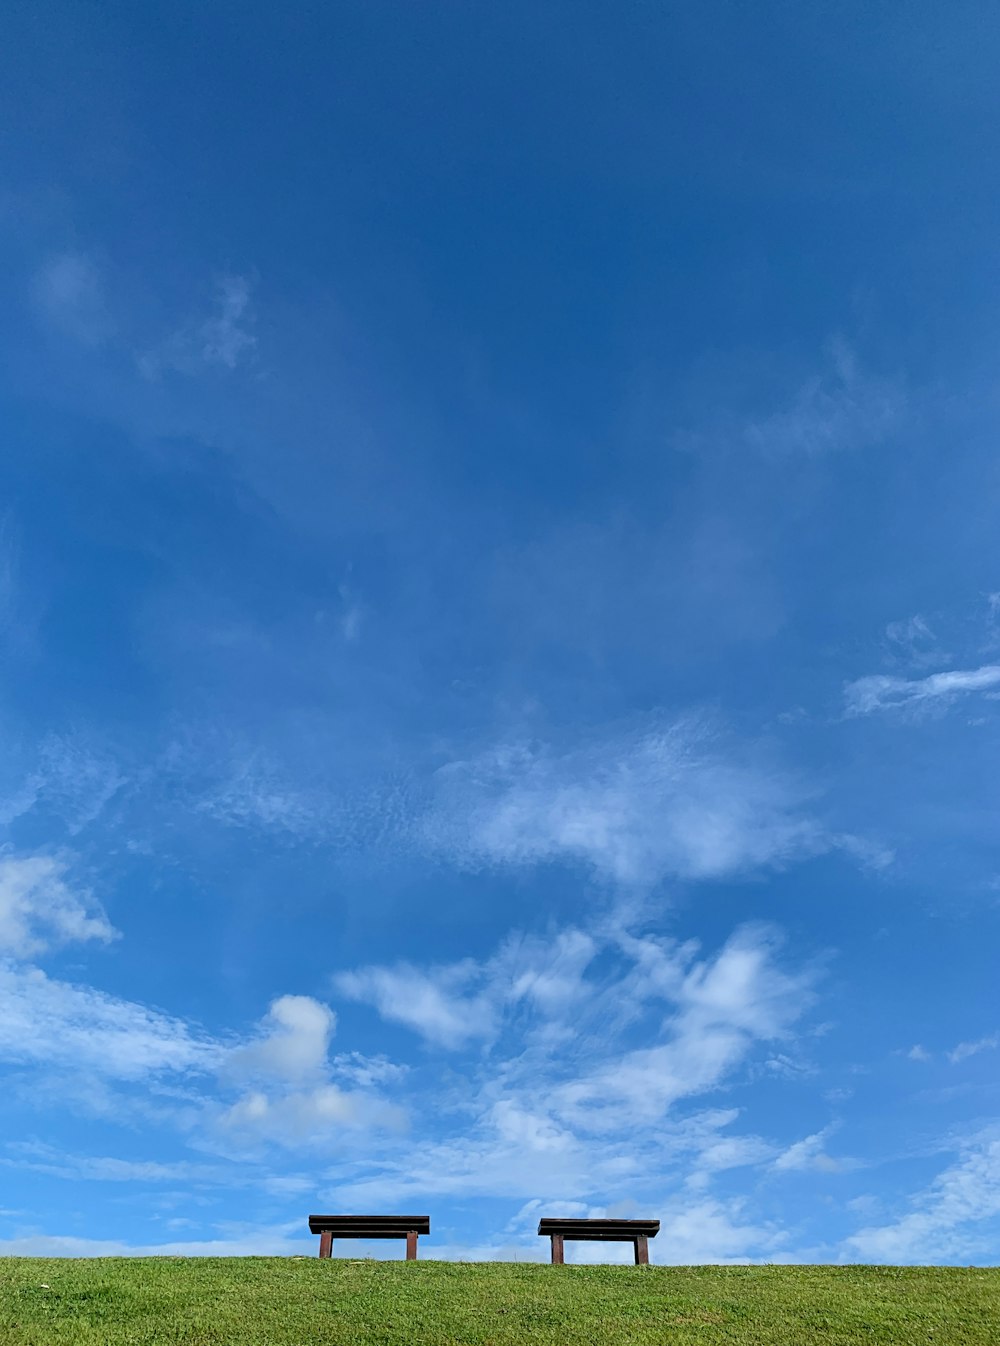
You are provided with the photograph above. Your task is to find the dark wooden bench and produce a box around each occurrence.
[537,1217,660,1265]
[308,1214,431,1260]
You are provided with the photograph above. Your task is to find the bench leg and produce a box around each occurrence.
[319,1231,333,1259]
[550,1234,565,1265]
[406,1231,418,1260]
[634,1235,649,1266]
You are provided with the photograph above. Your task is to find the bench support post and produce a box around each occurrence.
[318,1230,333,1259]
[405,1230,418,1260]
[550,1233,565,1265]
[634,1235,649,1266]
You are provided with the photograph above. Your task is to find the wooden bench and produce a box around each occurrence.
[308,1214,431,1260]
[537,1217,660,1265]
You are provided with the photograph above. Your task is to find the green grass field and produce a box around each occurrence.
[0,1258,997,1344]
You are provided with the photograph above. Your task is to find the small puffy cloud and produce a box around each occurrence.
[216,994,406,1149]
[226,995,336,1083]
[845,664,1000,716]
[0,853,117,958]
[907,1044,931,1062]
[32,253,112,346]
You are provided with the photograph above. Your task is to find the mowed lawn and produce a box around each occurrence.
[1,1258,998,1345]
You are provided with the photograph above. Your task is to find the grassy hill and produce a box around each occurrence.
[1,1257,997,1344]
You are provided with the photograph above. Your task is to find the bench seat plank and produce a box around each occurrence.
[538,1218,659,1239]
[309,1215,430,1235]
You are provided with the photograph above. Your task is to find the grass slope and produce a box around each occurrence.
[1,1258,998,1344]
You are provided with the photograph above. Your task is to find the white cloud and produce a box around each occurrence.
[217,1083,405,1145]
[652,1196,784,1263]
[548,927,812,1136]
[3,1141,227,1186]
[0,1222,307,1258]
[884,614,946,667]
[329,1051,409,1089]
[335,961,496,1050]
[0,939,406,1153]
[330,921,815,1214]
[0,734,128,833]
[139,273,256,377]
[0,961,219,1079]
[200,275,256,368]
[215,994,407,1148]
[335,928,600,1052]
[885,614,935,649]
[947,1033,999,1065]
[844,1129,1000,1263]
[32,253,112,346]
[226,995,336,1084]
[198,759,328,838]
[907,1044,931,1062]
[742,340,903,457]
[0,854,117,958]
[420,718,834,888]
[772,1127,842,1173]
[844,664,1000,716]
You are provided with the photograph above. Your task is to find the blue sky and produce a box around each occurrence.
[1,0,999,1263]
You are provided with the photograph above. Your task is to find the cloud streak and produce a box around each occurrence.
[844,664,1000,716]
[420,717,849,887]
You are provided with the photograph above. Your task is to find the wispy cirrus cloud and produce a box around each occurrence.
[883,613,949,668]
[673,341,905,459]
[0,733,128,834]
[844,663,1000,716]
[330,919,818,1216]
[843,1128,1000,1263]
[947,1033,999,1065]
[741,342,903,457]
[419,716,864,887]
[0,960,217,1080]
[138,274,256,378]
[0,853,117,958]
